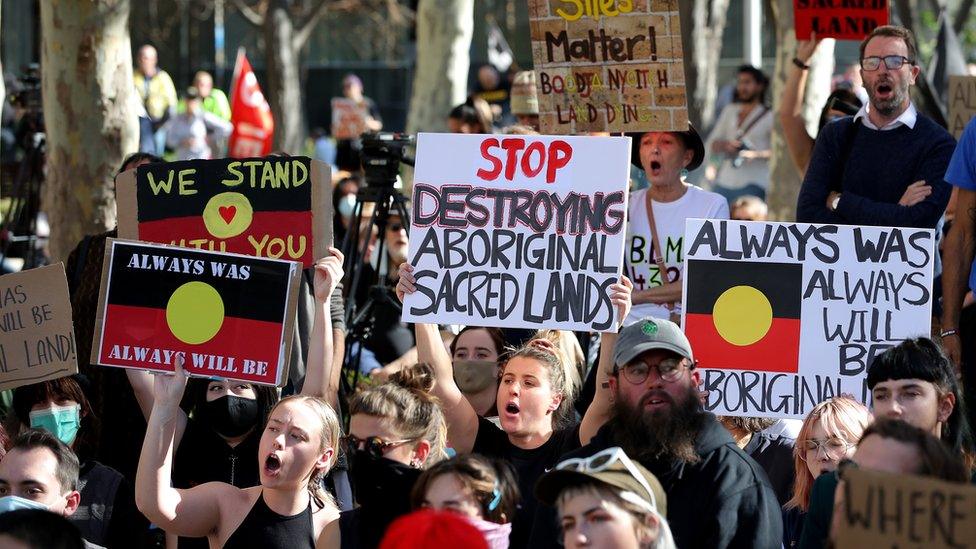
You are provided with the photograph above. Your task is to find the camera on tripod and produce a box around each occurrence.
[359,132,415,187]
[9,64,42,115]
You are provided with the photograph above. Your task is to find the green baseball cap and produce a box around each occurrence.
[613,317,693,369]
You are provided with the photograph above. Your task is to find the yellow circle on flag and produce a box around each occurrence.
[202,192,254,239]
[712,285,772,346]
[166,281,225,345]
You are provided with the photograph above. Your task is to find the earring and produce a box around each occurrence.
[680,168,689,179]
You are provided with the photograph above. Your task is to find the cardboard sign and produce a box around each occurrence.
[92,239,301,386]
[681,220,934,419]
[794,0,889,40]
[116,156,331,267]
[331,98,368,140]
[948,76,976,140]
[0,264,78,390]
[836,467,976,548]
[528,0,689,134]
[401,133,631,332]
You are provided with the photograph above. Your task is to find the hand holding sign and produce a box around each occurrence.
[610,276,634,330]
[152,354,189,410]
[796,32,821,64]
[395,262,415,304]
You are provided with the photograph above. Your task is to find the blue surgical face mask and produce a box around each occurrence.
[29,403,81,446]
[337,194,357,220]
[0,495,49,514]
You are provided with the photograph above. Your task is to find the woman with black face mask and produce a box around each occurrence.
[127,248,346,549]
[318,363,448,549]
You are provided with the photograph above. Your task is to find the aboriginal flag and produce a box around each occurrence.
[93,240,298,386]
[133,157,315,265]
[684,259,801,373]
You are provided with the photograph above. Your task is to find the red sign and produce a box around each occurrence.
[228,49,274,157]
[794,0,889,40]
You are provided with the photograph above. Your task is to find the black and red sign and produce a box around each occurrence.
[794,0,889,40]
[92,239,300,386]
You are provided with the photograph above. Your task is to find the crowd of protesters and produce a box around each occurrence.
[1,23,976,549]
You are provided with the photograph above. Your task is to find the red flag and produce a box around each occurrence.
[228,49,274,157]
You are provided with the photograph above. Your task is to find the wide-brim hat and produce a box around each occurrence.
[625,123,705,172]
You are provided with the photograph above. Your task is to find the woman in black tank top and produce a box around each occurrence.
[135,253,346,547]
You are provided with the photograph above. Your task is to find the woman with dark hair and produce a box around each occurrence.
[11,375,148,547]
[447,98,491,134]
[779,35,864,175]
[449,327,508,417]
[867,337,976,469]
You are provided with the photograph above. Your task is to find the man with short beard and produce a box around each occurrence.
[796,25,954,229]
[528,318,782,548]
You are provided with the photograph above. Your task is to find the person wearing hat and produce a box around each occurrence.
[510,71,539,131]
[527,318,782,549]
[535,446,676,549]
[622,127,728,326]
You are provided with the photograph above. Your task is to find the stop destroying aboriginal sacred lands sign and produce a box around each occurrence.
[682,219,934,419]
[402,133,631,332]
[92,239,301,386]
[116,156,332,267]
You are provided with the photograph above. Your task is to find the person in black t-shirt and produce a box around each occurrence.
[719,416,797,505]
[395,263,633,548]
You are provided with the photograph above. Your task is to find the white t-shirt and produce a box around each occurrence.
[706,103,773,191]
[624,186,729,325]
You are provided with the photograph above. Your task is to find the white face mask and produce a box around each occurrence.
[0,495,49,514]
[337,194,357,220]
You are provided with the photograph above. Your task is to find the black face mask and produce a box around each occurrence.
[349,450,421,510]
[205,395,259,438]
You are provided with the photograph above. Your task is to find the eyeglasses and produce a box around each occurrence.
[556,447,657,512]
[799,437,853,461]
[340,434,414,459]
[614,357,689,385]
[860,55,914,71]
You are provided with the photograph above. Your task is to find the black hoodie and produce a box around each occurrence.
[528,413,783,549]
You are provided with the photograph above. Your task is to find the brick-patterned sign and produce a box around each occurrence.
[528,0,689,134]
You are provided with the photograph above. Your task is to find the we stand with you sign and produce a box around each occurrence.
[116,156,332,267]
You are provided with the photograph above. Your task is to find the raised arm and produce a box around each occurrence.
[396,263,480,453]
[304,248,344,402]
[580,277,632,445]
[779,37,820,174]
[135,358,223,538]
[126,367,188,449]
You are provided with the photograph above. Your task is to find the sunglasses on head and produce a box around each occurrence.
[340,434,414,459]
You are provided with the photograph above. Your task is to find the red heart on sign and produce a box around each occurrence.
[218,205,236,224]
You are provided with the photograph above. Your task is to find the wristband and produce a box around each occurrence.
[792,57,810,70]
[940,328,959,338]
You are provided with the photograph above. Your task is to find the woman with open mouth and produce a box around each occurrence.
[395,268,632,548]
[621,126,729,327]
[134,251,346,548]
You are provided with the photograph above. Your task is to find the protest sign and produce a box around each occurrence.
[116,156,331,267]
[527,0,689,134]
[681,219,934,419]
[0,264,77,390]
[331,98,368,140]
[402,132,630,332]
[949,76,976,140]
[836,466,976,548]
[793,0,889,40]
[92,239,301,386]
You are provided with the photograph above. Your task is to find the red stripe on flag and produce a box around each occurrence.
[685,313,801,373]
[97,304,285,385]
[137,211,314,265]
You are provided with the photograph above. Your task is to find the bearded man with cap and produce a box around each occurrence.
[510,71,540,131]
[528,318,782,548]
[623,127,729,325]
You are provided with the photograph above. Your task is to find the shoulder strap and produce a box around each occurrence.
[736,106,770,139]
[644,192,676,312]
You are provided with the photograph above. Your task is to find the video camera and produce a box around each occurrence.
[360,132,415,188]
[9,64,42,116]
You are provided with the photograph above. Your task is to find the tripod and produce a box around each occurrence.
[0,126,46,270]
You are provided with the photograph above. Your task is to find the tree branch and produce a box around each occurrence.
[230,0,265,26]
[294,0,359,49]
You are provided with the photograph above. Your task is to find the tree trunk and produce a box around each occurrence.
[678,0,731,132]
[405,0,474,134]
[264,1,304,154]
[0,2,4,166]
[40,0,138,261]
[766,0,834,221]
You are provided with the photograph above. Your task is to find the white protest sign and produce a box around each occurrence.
[681,219,934,419]
[402,132,631,332]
